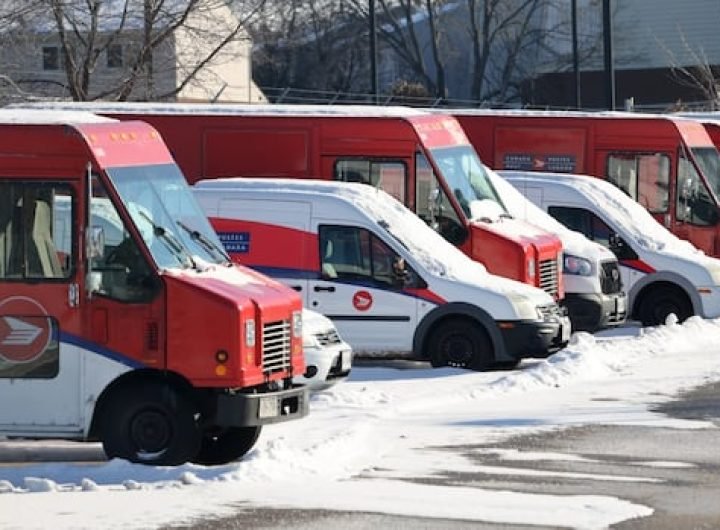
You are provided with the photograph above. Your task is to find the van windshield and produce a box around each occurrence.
[106,163,229,269]
[691,147,720,201]
[428,145,507,219]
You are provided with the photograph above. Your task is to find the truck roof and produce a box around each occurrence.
[0,108,114,125]
[12,101,431,119]
[437,108,687,122]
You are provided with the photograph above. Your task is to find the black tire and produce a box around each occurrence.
[428,319,494,371]
[637,287,693,327]
[101,383,201,466]
[192,426,262,466]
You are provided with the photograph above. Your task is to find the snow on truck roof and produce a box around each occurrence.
[0,108,114,125]
[13,101,431,118]
[502,171,708,259]
[438,108,688,121]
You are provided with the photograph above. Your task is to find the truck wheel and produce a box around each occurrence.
[428,320,494,371]
[192,426,262,465]
[637,287,692,327]
[101,383,201,466]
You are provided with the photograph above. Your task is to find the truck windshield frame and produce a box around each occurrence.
[427,145,507,219]
[105,163,229,269]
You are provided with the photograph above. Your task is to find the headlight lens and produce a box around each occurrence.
[708,266,720,285]
[563,254,593,276]
[303,333,320,349]
[292,310,303,338]
[509,293,540,320]
[245,319,256,347]
[527,259,536,279]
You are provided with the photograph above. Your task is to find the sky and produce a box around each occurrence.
[2,316,720,530]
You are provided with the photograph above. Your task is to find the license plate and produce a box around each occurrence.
[258,396,279,419]
[561,316,571,343]
[616,296,626,314]
[340,350,352,371]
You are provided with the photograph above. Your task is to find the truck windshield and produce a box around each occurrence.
[428,145,507,219]
[691,147,720,201]
[106,163,229,269]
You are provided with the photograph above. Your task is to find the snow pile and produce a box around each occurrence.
[1,318,720,529]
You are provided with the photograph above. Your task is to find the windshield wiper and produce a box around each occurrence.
[137,211,196,269]
[177,220,229,263]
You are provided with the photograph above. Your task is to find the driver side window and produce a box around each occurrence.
[677,156,717,226]
[318,225,422,288]
[89,176,157,302]
[415,154,467,246]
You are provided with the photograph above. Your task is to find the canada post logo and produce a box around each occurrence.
[0,297,52,364]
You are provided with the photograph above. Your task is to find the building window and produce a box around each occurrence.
[42,46,60,70]
[107,44,123,68]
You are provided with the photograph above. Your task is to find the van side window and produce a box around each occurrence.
[319,225,422,288]
[548,206,637,260]
[88,176,158,303]
[0,181,73,280]
[335,159,407,203]
[606,153,669,213]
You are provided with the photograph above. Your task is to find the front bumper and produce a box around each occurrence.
[214,385,309,427]
[564,292,627,332]
[294,344,353,391]
[498,313,571,360]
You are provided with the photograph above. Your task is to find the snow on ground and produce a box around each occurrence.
[2,317,720,530]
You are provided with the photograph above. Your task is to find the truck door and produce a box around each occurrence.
[674,154,719,256]
[309,224,419,354]
[0,181,84,434]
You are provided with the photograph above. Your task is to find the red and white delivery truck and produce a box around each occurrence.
[445,109,720,258]
[0,109,307,466]
[17,103,564,302]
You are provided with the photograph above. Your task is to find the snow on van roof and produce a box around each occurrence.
[13,101,431,118]
[502,171,706,259]
[196,177,543,297]
[0,108,114,125]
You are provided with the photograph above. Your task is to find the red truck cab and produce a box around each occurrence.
[448,109,720,258]
[0,109,307,466]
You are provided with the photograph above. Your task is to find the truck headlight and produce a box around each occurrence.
[563,254,593,276]
[292,310,303,338]
[245,319,256,347]
[527,259,536,279]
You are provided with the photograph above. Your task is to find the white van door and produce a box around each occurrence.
[310,224,419,354]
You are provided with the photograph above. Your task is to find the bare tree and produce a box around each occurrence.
[0,0,266,102]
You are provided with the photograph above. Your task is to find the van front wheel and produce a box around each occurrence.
[637,287,692,327]
[428,320,494,371]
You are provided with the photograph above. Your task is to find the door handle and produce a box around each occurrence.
[314,285,336,292]
[290,285,303,292]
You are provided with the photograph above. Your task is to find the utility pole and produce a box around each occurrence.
[602,0,615,110]
[369,0,378,103]
[571,0,581,108]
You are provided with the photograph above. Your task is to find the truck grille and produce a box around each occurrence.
[315,329,342,346]
[538,258,560,299]
[262,319,291,374]
[600,260,623,294]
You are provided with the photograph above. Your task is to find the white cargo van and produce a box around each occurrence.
[194,178,570,371]
[502,171,720,326]
[487,168,627,331]
[297,309,352,391]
